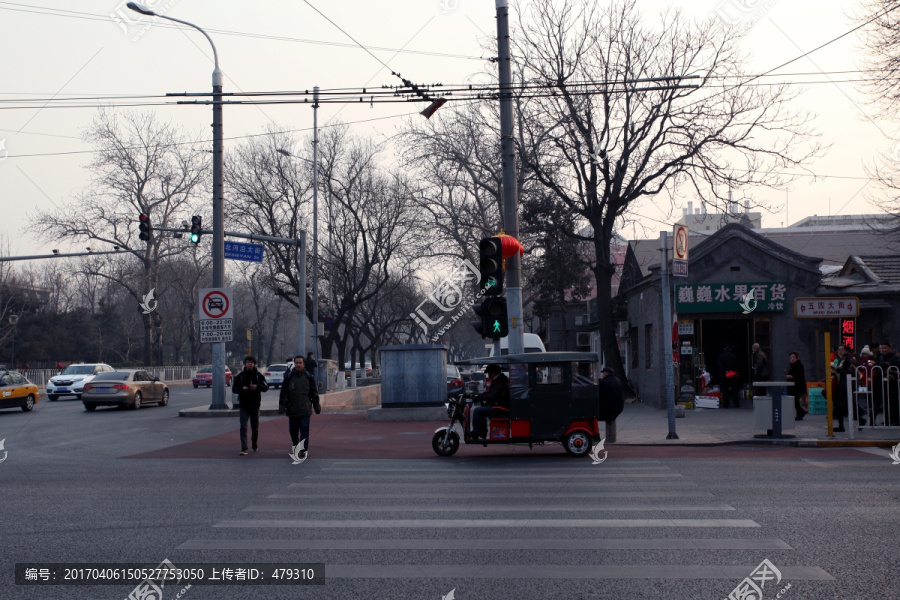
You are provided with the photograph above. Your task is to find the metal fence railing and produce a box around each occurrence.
[20,366,201,388]
[850,365,900,435]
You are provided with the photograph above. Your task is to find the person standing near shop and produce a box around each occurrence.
[784,351,807,420]
[232,356,269,456]
[831,345,854,432]
[279,355,321,458]
[751,342,770,397]
[716,344,740,408]
[305,352,318,387]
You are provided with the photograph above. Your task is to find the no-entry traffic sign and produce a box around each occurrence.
[199,288,233,343]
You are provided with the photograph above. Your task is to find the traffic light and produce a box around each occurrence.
[138,213,151,242]
[190,215,202,244]
[478,237,503,296]
[473,297,508,339]
[483,296,509,338]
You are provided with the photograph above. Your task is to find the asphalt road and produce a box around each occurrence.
[1,386,899,600]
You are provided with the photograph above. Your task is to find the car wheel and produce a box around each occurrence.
[193,384,199,389]
[131,392,142,410]
[48,394,58,401]
[84,403,96,412]
[158,390,169,406]
[563,431,592,457]
[432,430,460,457]
[22,394,35,412]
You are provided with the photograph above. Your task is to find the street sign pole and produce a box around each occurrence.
[660,231,678,440]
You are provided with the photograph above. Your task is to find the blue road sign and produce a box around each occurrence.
[224,241,264,263]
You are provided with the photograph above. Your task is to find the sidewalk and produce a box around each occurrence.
[613,401,900,447]
[178,394,900,448]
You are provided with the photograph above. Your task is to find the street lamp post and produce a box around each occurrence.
[127,2,228,409]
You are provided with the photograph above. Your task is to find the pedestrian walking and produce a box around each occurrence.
[751,342,769,396]
[305,352,318,384]
[597,367,625,422]
[716,344,740,408]
[232,356,269,456]
[784,351,807,420]
[279,355,321,458]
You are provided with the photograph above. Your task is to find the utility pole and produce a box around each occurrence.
[660,231,678,439]
[312,86,320,381]
[496,0,524,357]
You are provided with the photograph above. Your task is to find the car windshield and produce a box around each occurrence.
[92,372,131,382]
[267,365,287,372]
[447,367,460,379]
[62,365,95,375]
[198,367,212,373]
[470,373,485,381]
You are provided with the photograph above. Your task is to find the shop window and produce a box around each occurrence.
[645,324,653,369]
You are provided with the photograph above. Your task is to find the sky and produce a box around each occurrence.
[0,0,895,258]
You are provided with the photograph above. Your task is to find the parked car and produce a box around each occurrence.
[82,370,169,411]
[345,362,373,378]
[263,364,289,389]
[0,370,39,412]
[46,363,114,401]
[192,365,233,388]
[447,365,464,399]
[467,370,487,393]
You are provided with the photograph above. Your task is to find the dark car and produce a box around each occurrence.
[192,365,233,388]
[82,370,169,411]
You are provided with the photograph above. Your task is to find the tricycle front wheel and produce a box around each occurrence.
[432,430,460,457]
[563,431,592,457]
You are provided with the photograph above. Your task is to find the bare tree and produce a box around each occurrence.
[512,0,819,375]
[34,110,209,364]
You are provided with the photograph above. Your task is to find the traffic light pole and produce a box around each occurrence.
[496,0,524,356]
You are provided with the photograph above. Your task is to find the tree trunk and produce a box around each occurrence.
[594,231,625,380]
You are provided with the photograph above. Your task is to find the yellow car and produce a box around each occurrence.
[0,370,39,412]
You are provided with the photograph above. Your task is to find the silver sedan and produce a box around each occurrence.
[81,370,169,411]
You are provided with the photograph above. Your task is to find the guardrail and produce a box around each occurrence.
[852,365,899,430]
[20,366,202,387]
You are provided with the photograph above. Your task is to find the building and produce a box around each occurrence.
[613,217,899,408]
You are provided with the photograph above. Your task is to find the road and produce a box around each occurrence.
[1,386,898,599]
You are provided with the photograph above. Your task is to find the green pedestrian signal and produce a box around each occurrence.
[482,296,508,339]
[492,319,502,334]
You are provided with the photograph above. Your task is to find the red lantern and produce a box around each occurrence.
[497,234,524,258]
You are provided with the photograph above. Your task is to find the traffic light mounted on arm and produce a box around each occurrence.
[190,215,202,244]
[138,213,151,242]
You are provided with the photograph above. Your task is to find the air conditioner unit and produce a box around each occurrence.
[576,332,591,348]
[574,315,584,326]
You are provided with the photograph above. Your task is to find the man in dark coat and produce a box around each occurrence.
[471,364,510,439]
[831,345,854,432]
[598,367,625,422]
[785,351,807,420]
[717,345,740,408]
[232,356,269,455]
[279,355,321,458]
[305,352,318,379]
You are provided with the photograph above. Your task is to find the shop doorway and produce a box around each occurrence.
[701,318,751,389]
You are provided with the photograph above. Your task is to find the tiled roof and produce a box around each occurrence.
[857,255,900,284]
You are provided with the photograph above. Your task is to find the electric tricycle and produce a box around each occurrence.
[432,352,602,457]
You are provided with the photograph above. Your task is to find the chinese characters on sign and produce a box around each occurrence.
[793,297,860,318]
[224,241,264,263]
[675,282,787,314]
[840,317,856,351]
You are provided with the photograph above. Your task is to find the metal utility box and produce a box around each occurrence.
[379,345,446,407]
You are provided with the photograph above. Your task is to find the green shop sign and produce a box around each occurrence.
[675,282,788,314]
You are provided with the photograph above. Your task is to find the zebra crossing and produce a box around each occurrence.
[176,458,833,598]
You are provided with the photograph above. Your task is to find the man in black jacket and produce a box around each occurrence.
[717,345,740,408]
[598,367,625,422]
[279,355,321,458]
[232,356,269,455]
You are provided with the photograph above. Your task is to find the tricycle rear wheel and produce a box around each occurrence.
[563,431,592,457]
[432,430,460,457]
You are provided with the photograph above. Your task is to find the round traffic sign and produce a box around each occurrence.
[202,290,230,319]
[674,226,688,260]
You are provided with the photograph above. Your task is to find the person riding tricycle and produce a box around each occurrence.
[432,352,602,457]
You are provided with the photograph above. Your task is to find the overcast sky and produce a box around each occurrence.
[0,0,894,258]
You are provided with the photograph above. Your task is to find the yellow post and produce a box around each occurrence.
[825,331,833,437]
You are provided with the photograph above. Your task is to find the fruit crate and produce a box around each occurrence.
[807,387,827,415]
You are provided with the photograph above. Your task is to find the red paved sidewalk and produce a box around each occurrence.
[127,412,877,460]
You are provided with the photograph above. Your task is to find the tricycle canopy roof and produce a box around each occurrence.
[454,352,599,366]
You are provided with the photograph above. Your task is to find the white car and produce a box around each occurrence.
[47,363,115,401]
[263,364,290,389]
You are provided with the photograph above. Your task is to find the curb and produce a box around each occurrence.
[611,439,898,448]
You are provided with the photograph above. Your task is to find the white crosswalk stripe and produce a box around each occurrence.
[176,458,834,597]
